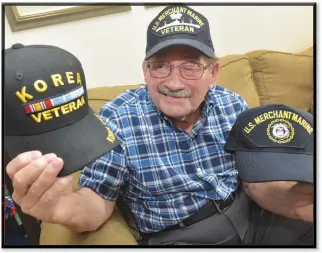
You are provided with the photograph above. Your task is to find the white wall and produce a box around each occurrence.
[5,5,314,88]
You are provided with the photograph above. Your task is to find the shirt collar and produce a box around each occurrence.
[201,89,215,117]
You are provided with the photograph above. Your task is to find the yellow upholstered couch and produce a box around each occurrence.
[40,47,314,245]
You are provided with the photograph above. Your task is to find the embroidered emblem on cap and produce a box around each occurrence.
[15,71,85,124]
[24,86,84,114]
[151,6,206,37]
[106,127,116,143]
[242,108,314,146]
[267,119,295,144]
[94,113,116,144]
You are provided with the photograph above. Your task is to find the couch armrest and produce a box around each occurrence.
[309,100,314,114]
[39,207,138,245]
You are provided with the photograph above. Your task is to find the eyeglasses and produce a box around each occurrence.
[147,61,210,80]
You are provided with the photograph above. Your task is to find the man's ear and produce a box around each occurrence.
[209,62,220,88]
[142,61,149,80]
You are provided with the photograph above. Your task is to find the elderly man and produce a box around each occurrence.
[6,5,313,245]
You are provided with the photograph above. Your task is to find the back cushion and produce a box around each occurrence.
[246,48,313,111]
[216,55,260,108]
[87,84,143,113]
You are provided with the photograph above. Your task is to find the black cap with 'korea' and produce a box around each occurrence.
[145,5,215,59]
[4,44,120,177]
[224,104,314,184]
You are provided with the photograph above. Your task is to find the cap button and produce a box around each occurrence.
[12,43,24,49]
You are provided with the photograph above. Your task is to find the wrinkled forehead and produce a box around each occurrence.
[152,45,206,61]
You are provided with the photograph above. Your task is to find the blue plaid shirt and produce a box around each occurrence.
[79,85,248,233]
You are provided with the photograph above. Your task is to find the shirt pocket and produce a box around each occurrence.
[131,160,203,196]
[193,138,236,185]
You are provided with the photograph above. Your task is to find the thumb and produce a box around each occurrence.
[292,182,314,194]
[60,174,75,194]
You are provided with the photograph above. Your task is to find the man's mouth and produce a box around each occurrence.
[159,91,187,98]
[162,93,185,99]
[157,87,192,99]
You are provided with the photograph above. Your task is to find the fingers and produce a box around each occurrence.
[6,151,42,180]
[21,158,64,210]
[27,174,74,220]
[12,153,58,198]
[41,174,74,205]
[293,182,314,194]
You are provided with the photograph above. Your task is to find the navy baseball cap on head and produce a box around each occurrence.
[224,104,314,184]
[145,5,215,59]
[4,43,120,177]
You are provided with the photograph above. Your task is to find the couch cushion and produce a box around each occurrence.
[299,46,314,57]
[40,208,138,245]
[87,84,143,113]
[216,55,260,108]
[246,48,313,111]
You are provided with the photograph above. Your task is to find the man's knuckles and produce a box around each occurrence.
[6,151,42,178]
[12,173,25,189]
[6,153,29,178]
[37,179,70,204]
[12,191,21,204]
[57,177,72,188]
[28,182,44,196]
[43,195,55,205]
[31,154,57,170]
[21,206,30,215]
[13,155,57,189]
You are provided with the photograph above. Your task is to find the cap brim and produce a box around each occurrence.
[4,108,120,177]
[235,151,313,184]
[145,38,215,60]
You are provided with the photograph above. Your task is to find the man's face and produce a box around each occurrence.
[143,46,219,120]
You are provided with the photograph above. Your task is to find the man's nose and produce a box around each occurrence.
[164,67,185,90]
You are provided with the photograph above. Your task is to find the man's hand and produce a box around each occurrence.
[288,183,314,222]
[242,181,314,222]
[6,150,75,224]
